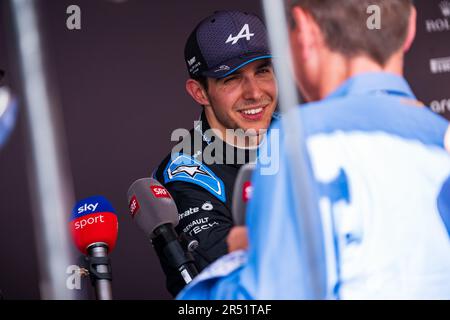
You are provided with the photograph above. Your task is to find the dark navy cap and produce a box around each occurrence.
[184,11,272,79]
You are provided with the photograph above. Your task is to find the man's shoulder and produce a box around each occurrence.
[294,95,449,149]
[153,127,198,178]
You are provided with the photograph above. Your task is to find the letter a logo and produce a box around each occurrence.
[66,5,81,30]
[226,24,255,45]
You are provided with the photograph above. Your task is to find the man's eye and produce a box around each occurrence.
[224,76,238,83]
[257,68,271,74]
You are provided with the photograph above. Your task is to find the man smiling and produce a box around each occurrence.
[152,10,278,296]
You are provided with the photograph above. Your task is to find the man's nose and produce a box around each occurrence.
[242,77,263,100]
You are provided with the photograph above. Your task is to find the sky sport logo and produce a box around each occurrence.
[74,214,105,230]
[77,202,98,215]
[425,1,450,33]
[430,57,450,74]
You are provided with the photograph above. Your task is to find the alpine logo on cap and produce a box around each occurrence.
[226,24,254,45]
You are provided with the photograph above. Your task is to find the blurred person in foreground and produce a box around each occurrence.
[177,0,450,299]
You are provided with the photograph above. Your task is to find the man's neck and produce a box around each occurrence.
[316,51,405,100]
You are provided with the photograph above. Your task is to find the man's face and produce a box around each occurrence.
[288,7,324,102]
[204,59,278,134]
[289,25,317,103]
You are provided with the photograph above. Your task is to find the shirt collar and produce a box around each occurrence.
[197,111,276,167]
[325,72,416,100]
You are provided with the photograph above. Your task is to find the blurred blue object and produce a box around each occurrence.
[0,87,18,149]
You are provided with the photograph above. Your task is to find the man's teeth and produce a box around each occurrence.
[242,108,263,115]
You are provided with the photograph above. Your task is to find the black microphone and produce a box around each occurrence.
[127,178,199,284]
[232,163,256,226]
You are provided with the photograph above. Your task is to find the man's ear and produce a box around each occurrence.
[185,79,210,106]
[403,5,417,53]
[290,6,319,60]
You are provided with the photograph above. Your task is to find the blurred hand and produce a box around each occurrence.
[227,226,248,252]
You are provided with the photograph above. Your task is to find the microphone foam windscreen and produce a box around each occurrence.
[127,178,179,237]
[70,195,118,254]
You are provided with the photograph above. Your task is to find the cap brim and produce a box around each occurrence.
[202,53,272,79]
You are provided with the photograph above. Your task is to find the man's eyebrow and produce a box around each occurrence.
[216,60,273,82]
[256,60,272,69]
[215,71,241,83]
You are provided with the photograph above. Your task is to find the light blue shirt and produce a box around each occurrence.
[177,72,450,300]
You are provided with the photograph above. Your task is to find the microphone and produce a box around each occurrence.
[232,163,256,226]
[127,178,199,284]
[70,195,118,300]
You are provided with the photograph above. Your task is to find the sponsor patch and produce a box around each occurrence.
[164,154,226,202]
